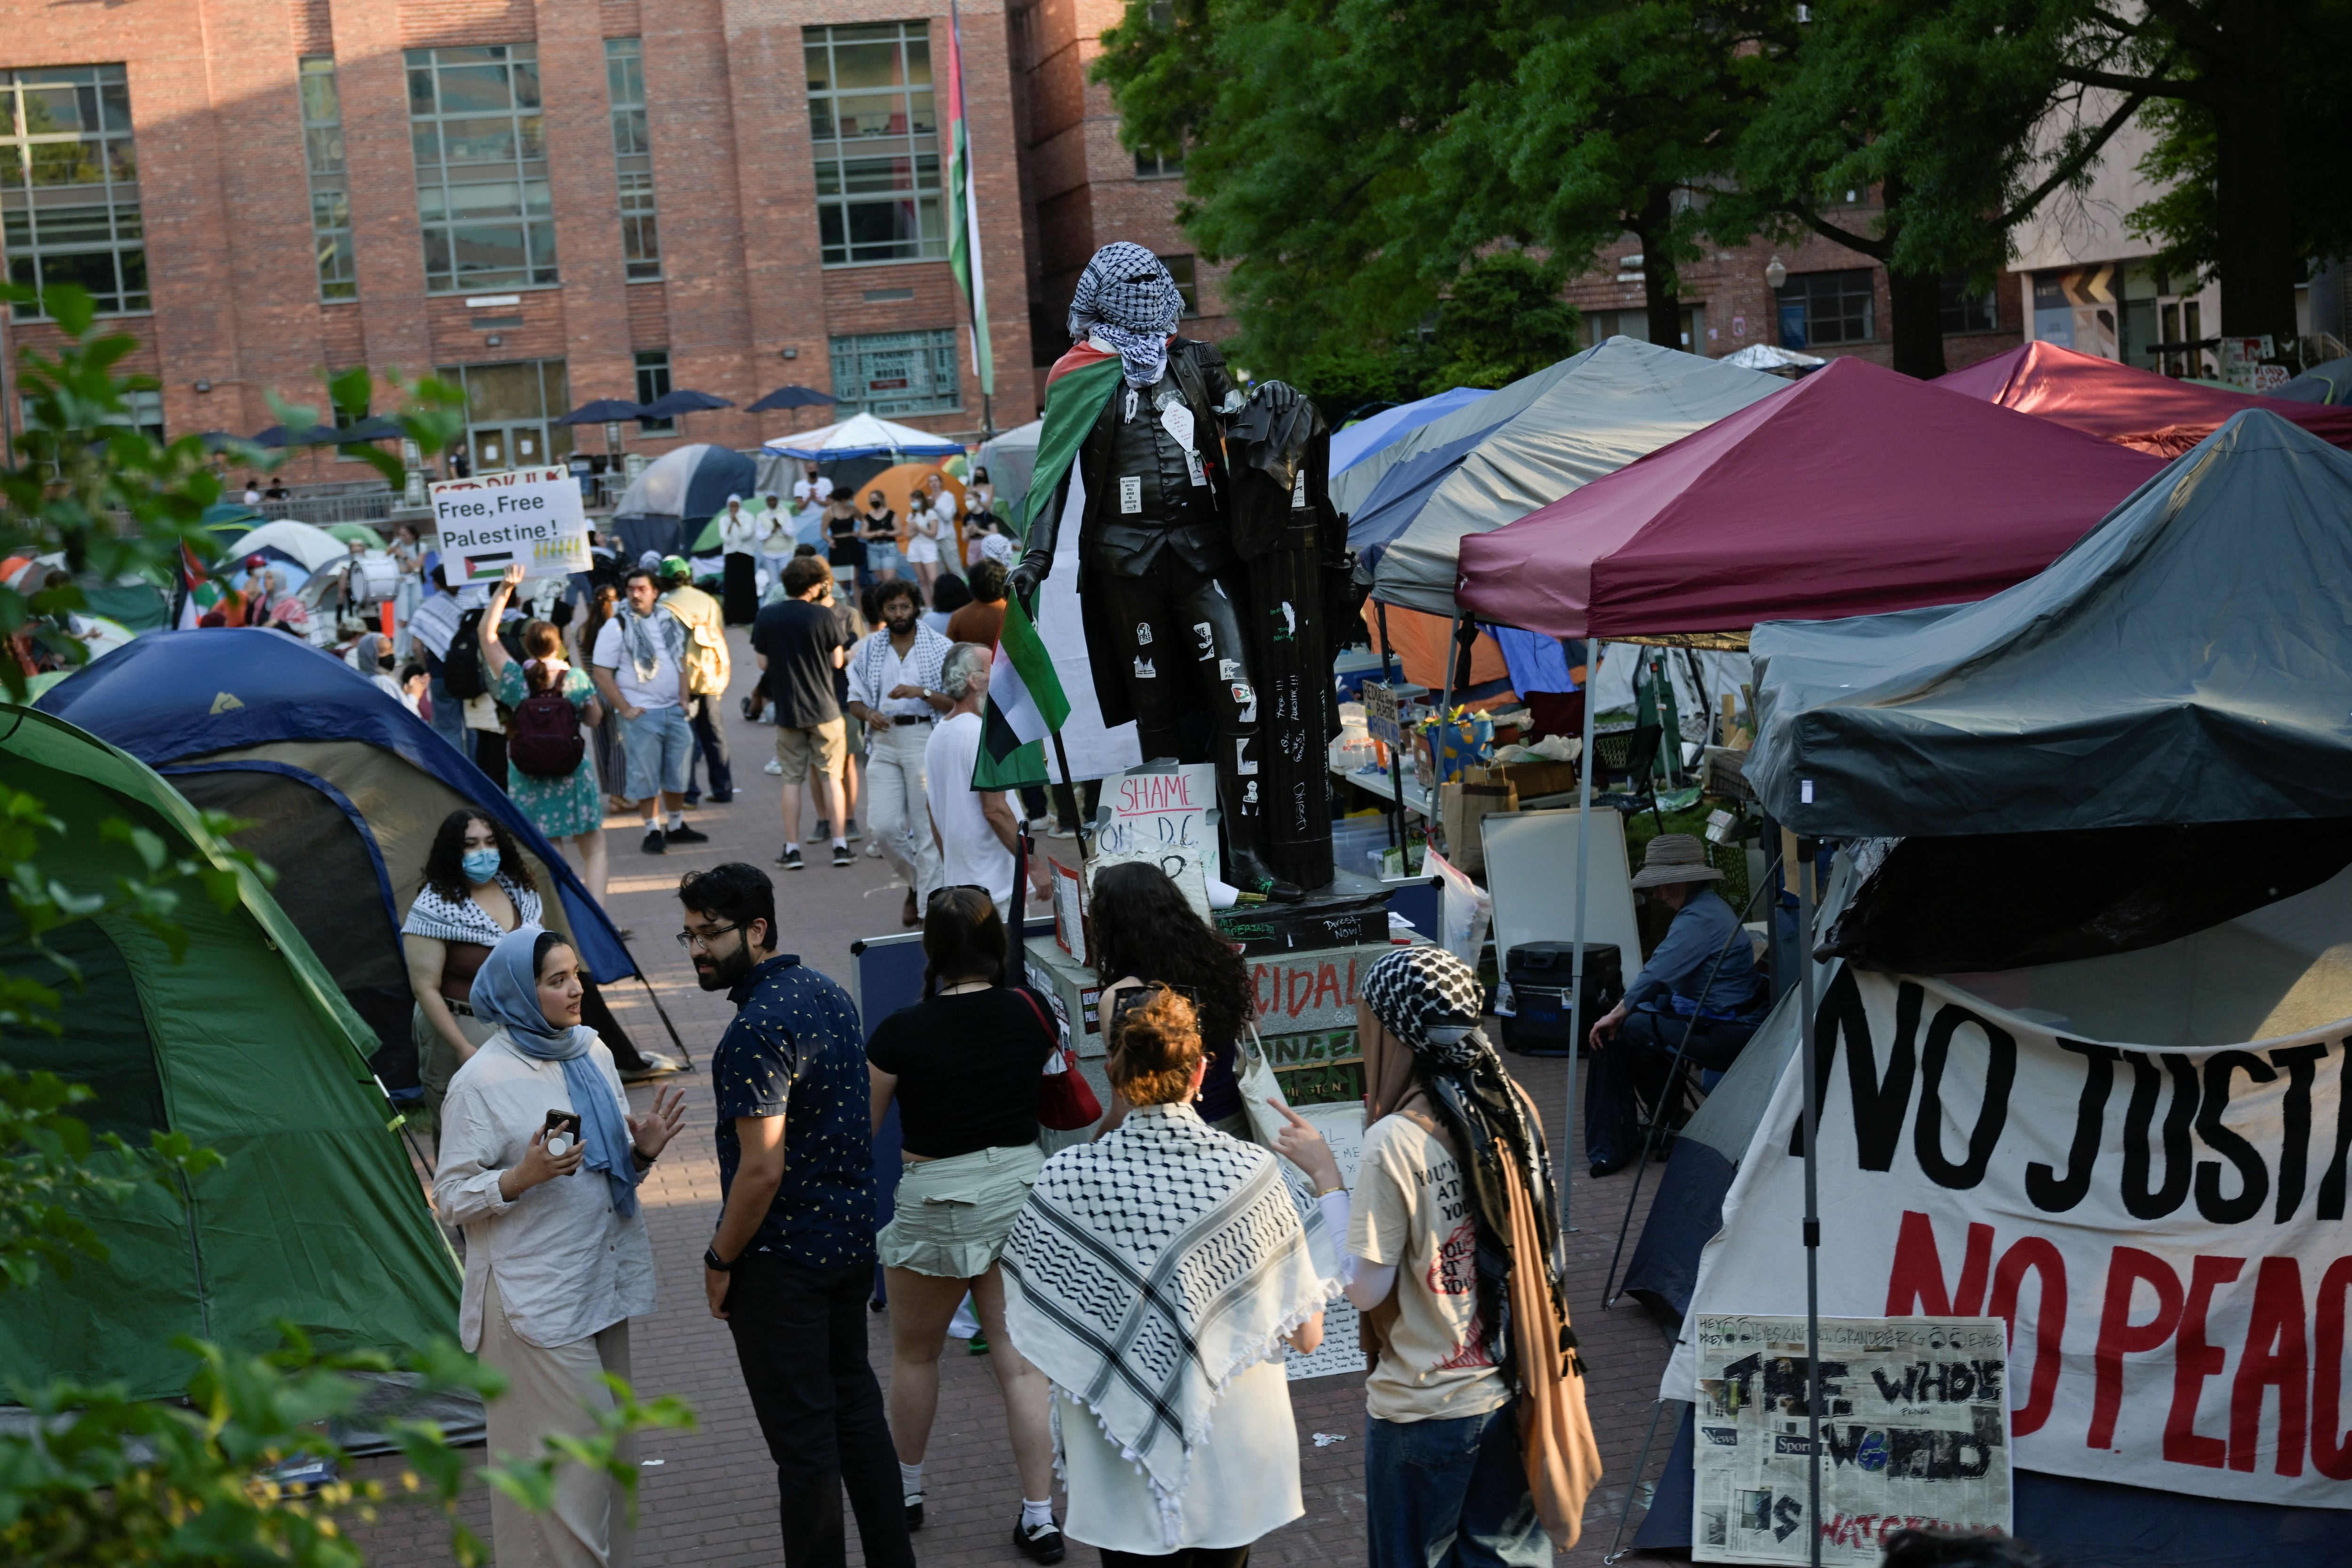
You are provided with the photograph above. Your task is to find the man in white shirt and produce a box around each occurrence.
[924,643,1047,934]
[844,578,952,927]
[791,463,832,511]
[590,566,709,855]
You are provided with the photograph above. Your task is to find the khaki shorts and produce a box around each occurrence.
[878,1141,1045,1279]
[774,717,847,784]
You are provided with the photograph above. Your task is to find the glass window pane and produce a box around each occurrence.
[408,67,436,115]
[28,139,104,187]
[832,42,901,90]
[440,117,518,162]
[511,58,541,108]
[434,64,513,114]
[906,91,936,133]
[299,68,339,124]
[412,126,441,167]
[22,86,90,135]
[451,222,527,276]
[100,82,132,132]
[805,46,831,93]
[106,136,135,182]
[905,37,932,84]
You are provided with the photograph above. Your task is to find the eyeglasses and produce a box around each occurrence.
[675,923,740,951]
[1107,980,1198,1027]
[925,884,993,907]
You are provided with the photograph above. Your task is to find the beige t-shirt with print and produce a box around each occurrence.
[1349,1111,1512,1423]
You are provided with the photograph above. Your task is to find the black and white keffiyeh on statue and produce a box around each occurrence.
[1000,1100,1335,1539]
[1066,240,1186,390]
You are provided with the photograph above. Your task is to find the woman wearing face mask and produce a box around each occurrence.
[860,488,903,584]
[403,810,543,1139]
[434,925,687,1568]
[345,631,403,704]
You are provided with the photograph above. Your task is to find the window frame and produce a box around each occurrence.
[1775,268,1875,349]
[1938,273,1998,335]
[827,327,960,417]
[805,22,947,269]
[605,38,661,283]
[405,44,559,296]
[635,349,675,433]
[300,57,357,301]
[0,63,148,320]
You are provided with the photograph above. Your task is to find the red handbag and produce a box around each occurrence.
[1020,988,1102,1131]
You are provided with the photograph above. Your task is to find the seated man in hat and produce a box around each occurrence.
[1583,832,1769,1178]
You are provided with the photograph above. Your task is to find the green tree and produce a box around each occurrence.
[0,285,691,1566]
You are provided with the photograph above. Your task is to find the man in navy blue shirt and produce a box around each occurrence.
[1584,833,1769,1178]
[681,863,913,1568]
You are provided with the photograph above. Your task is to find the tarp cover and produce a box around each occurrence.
[1935,341,2352,456]
[1455,355,2165,639]
[1332,354,1589,515]
[763,411,965,461]
[1362,338,1785,616]
[36,630,634,982]
[1748,410,2352,840]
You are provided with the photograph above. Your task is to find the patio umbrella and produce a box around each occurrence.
[331,417,405,443]
[637,389,735,418]
[747,385,838,412]
[554,398,648,425]
[763,411,964,461]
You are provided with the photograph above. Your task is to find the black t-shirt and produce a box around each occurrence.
[866,988,1056,1159]
[752,598,846,727]
[826,511,863,567]
[830,601,858,706]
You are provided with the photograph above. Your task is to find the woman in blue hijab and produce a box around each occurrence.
[433,925,685,1568]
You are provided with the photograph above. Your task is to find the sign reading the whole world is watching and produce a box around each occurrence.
[432,467,590,586]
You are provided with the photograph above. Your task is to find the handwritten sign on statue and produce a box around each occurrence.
[1088,761,1221,919]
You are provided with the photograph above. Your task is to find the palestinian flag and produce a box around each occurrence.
[943,0,993,396]
[1013,344,1122,543]
[972,592,1069,791]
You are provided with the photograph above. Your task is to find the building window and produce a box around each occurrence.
[298,58,356,301]
[434,358,571,471]
[1583,306,1705,351]
[406,44,557,294]
[1135,145,1183,180]
[0,64,147,319]
[635,349,674,433]
[806,23,946,267]
[1776,269,1873,348]
[605,39,660,282]
[829,327,959,417]
[1158,253,1200,317]
[1939,273,1997,334]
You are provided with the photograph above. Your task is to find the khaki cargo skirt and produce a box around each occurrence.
[878,1141,1046,1279]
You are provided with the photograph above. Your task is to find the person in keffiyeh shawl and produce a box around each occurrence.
[1000,987,1335,1554]
[1066,240,1186,390]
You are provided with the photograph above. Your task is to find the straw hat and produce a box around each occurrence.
[1629,833,1723,889]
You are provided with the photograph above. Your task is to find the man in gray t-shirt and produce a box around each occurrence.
[751,555,851,870]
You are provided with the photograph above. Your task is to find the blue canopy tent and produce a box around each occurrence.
[36,630,674,1096]
[1327,386,1493,477]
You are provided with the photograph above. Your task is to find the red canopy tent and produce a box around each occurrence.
[1934,341,2352,456]
[1454,355,2167,639]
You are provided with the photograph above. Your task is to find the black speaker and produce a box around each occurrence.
[1499,942,1623,1057]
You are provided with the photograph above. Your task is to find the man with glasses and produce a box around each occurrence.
[679,863,913,1568]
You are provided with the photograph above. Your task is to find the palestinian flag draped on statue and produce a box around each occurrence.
[972,592,1069,790]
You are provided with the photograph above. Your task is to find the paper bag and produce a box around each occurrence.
[1439,778,1516,876]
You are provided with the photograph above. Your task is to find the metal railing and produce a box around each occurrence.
[247,489,400,527]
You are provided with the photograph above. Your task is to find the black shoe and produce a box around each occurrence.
[779,846,804,871]
[665,822,710,845]
[905,1494,925,1531]
[832,843,854,867]
[641,828,666,855]
[1225,847,1303,903]
[708,791,734,803]
[1589,1155,1632,1180]
[1012,1515,1065,1564]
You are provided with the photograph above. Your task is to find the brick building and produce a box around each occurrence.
[0,0,1036,483]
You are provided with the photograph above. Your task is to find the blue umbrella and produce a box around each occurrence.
[555,398,649,425]
[747,384,837,413]
[637,388,734,418]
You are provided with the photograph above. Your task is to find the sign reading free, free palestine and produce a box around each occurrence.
[432,466,590,586]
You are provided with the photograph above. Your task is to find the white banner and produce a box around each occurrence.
[1672,969,2352,1512]
[432,466,590,586]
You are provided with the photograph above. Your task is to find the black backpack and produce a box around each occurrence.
[508,685,586,778]
[441,608,489,700]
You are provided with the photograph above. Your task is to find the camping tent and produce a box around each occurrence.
[1717,343,1824,374]
[609,442,759,562]
[2275,354,2352,404]
[225,519,350,573]
[1328,386,1494,477]
[763,412,965,462]
[1934,340,2352,455]
[1333,354,1595,516]
[1359,338,1785,616]
[0,704,456,1398]
[976,418,1041,532]
[37,630,639,1095]
[1454,355,2167,639]
[1749,410,2352,840]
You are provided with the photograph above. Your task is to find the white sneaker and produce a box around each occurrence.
[762,757,784,776]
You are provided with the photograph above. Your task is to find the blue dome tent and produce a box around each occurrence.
[37,630,684,1097]
[607,442,758,564]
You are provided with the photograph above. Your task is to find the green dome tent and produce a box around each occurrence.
[0,705,457,1398]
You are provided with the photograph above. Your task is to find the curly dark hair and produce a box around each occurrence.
[421,808,537,903]
[1088,862,1250,1052]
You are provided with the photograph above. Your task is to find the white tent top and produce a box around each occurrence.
[1719,343,1825,372]
[224,519,349,572]
[763,412,965,461]
[1366,337,1786,617]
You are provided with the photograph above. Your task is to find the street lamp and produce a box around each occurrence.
[1764,256,1788,292]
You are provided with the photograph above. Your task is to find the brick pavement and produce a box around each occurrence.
[348,629,1682,1567]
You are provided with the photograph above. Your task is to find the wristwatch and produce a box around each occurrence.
[704,1245,735,1273]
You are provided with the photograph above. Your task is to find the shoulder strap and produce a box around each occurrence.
[1014,986,1058,1046]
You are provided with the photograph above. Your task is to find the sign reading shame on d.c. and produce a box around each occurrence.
[433,467,589,586]
[1672,969,2352,1519]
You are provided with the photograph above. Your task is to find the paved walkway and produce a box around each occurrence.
[349,630,1679,1567]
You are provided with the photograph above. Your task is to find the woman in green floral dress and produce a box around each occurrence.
[480,564,610,904]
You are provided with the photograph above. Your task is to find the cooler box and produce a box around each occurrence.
[1500,942,1622,1058]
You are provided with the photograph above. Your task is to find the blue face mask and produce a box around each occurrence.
[461,848,502,885]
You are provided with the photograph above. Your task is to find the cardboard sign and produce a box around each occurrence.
[1087,761,1221,918]
[1693,1315,2011,1563]
[432,466,591,586]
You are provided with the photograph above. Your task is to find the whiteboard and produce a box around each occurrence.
[1480,808,1642,980]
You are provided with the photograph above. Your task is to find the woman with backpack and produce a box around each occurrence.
[482,564,610,904]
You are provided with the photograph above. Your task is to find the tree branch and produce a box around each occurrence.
[2055,64,2208,104]
[1787,206,1889,261]
[1991,86,2153,229]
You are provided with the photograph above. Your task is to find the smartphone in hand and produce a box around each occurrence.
[544,1109,583,1157]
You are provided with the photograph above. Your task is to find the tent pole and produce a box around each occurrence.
[1797,839,1821,1568]
[1562,646,1599,1230]
[1602,1393,1673,1564]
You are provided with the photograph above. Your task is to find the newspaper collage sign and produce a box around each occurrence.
[432,467,590,586]
[1672,969,2352,1513]
[1693,1315,2010,1563]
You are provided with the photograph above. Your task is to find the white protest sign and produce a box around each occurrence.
[1086,761,1222,918]
[432,466,590,587]
[1672,968,2352,1513]
[1692,1314,2011,1563]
